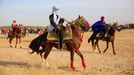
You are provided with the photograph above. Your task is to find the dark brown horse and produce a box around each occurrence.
[88,23,120,55]
[29,16,89,70]
[8,24,24,48]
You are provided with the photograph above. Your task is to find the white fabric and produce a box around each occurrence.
[48,24,54,32]
[53,12,60,25]
[52,5,60,11]
[48,6,61,32]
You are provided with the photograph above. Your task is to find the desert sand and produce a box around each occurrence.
[0,29,134,75]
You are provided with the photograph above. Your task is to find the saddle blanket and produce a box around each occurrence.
[47,29,72,40]
[96,32,109,37]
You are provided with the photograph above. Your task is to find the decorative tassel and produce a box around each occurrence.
[82,56,86,69]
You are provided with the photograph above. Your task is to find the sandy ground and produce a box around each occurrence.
[0,29,134,75]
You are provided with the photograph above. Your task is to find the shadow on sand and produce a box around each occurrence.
[0,60,31,68]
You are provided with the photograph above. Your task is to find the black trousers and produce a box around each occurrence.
[56,26,65,49]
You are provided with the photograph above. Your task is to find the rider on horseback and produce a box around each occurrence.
[29,5,65,52]
[49,5,65,49]
[88,16,107,43]
[12,20,18,36]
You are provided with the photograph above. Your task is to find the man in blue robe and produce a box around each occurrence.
[88,16,107,43]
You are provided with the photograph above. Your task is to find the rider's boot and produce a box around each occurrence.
[59,30,64,51]
[59,36,63,50]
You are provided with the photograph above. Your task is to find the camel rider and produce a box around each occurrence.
[88,16,107,42]
[49,5,65,49]
[12,20,18,36]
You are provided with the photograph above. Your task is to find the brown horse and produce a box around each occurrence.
[8,24,24,48]
[88,23,120,55]
[29,16,89,70]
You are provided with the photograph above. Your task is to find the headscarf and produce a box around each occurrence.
[13,20,16,23]
[52,5,60,25]
[101,16,105,24]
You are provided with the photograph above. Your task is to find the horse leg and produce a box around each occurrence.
[75,50,86,70]
[93,39,98,51]
[15,37,18,48]
[88,34,95,49]
[70,49,75,71]
[9,37,13,47]
[19,37,22,48]
[66,43,75,70]
[96,40,101,53]
[39,45,48,59]
[42,46,52,67]
[103,41,109,53]
[91,38,95,50]
[111,41,116,55]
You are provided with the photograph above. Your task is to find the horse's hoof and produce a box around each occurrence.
[70,63,75,71]
[71,68,75,71]
[15,46,17,48]
[41,62,50,69]
[10,45,13,48]
[20,46,22,48]
[88,39,90,43]
[9,44,13,48]
[83,67,87,70]
[113,53,116,55]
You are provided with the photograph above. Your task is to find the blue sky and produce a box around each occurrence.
[0,0,134,26]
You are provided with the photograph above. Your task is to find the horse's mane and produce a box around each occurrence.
[108,23,119,36]
[66,16,86,44]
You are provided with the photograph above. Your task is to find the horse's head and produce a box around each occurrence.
[66,15,89,41]
[15,24,24,32]
[69,15,89,32]
[112,22,121,32]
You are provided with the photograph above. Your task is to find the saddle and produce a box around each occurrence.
[96,31,109,38]
[47,28,72,41]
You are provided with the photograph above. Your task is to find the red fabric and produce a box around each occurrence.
[85,21,90,27]
[79,34,83,42]
[101,16,104,19]
[13,20,16,23]
[101,20,105,24]
[4,30,9,34]
[101,16,105,24]
[82,56,86,69]
[70,63,75,70]
[101,16,104,20]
